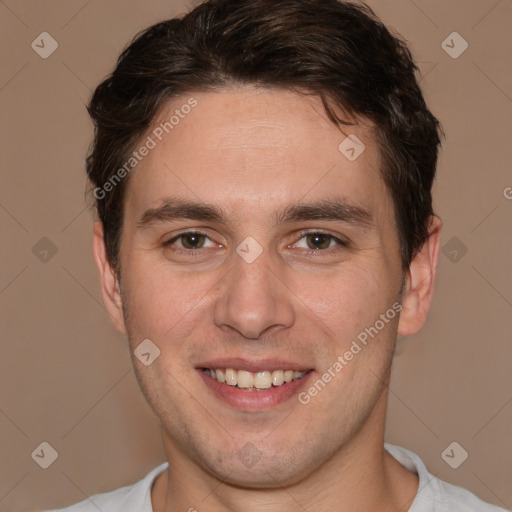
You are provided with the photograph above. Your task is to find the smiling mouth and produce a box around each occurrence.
[201,368,312,391]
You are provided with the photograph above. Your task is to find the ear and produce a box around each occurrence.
[397,215,442,336]
[93,221,127,335]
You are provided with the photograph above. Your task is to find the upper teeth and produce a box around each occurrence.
[204,368,307,389]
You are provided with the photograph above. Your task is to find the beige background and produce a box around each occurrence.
[0,0,511,511]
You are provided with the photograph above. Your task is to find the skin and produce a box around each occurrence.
[93,86,442,512]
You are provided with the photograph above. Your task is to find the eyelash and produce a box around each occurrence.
[162,229,349,256]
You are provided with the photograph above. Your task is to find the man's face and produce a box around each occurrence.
[110,87,406,486]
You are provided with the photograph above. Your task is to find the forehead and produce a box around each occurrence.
[124,86,390,221]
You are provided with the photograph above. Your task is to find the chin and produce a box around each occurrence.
[206,460,309,490]
[193,438,322,490]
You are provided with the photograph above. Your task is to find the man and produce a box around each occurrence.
[47,0,507,510]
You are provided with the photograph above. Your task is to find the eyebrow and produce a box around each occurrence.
[275,199,373,229]
[137,199,225,228]
[137,196,373,230]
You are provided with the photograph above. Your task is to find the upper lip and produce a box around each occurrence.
[195,357,313,373]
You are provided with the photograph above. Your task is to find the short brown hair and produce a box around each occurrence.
[86,0,442,274]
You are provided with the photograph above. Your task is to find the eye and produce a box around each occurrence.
[293,231,348,252]
[163,231,218,251]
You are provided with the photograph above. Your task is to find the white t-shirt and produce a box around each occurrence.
[45,443,507,511]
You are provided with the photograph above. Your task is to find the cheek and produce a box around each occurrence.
[121,256,220,345]
[298,264,388,341]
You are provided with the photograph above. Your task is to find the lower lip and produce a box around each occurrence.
[197,369,314,410]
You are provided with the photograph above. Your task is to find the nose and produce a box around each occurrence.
[212,248,295,340]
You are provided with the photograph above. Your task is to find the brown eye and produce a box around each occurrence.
[179,233,207,249]
[292,231,348,254]
[305,233,334,250]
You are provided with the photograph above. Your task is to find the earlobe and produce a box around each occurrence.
[92,221,127,335]
[397,215,442,336]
